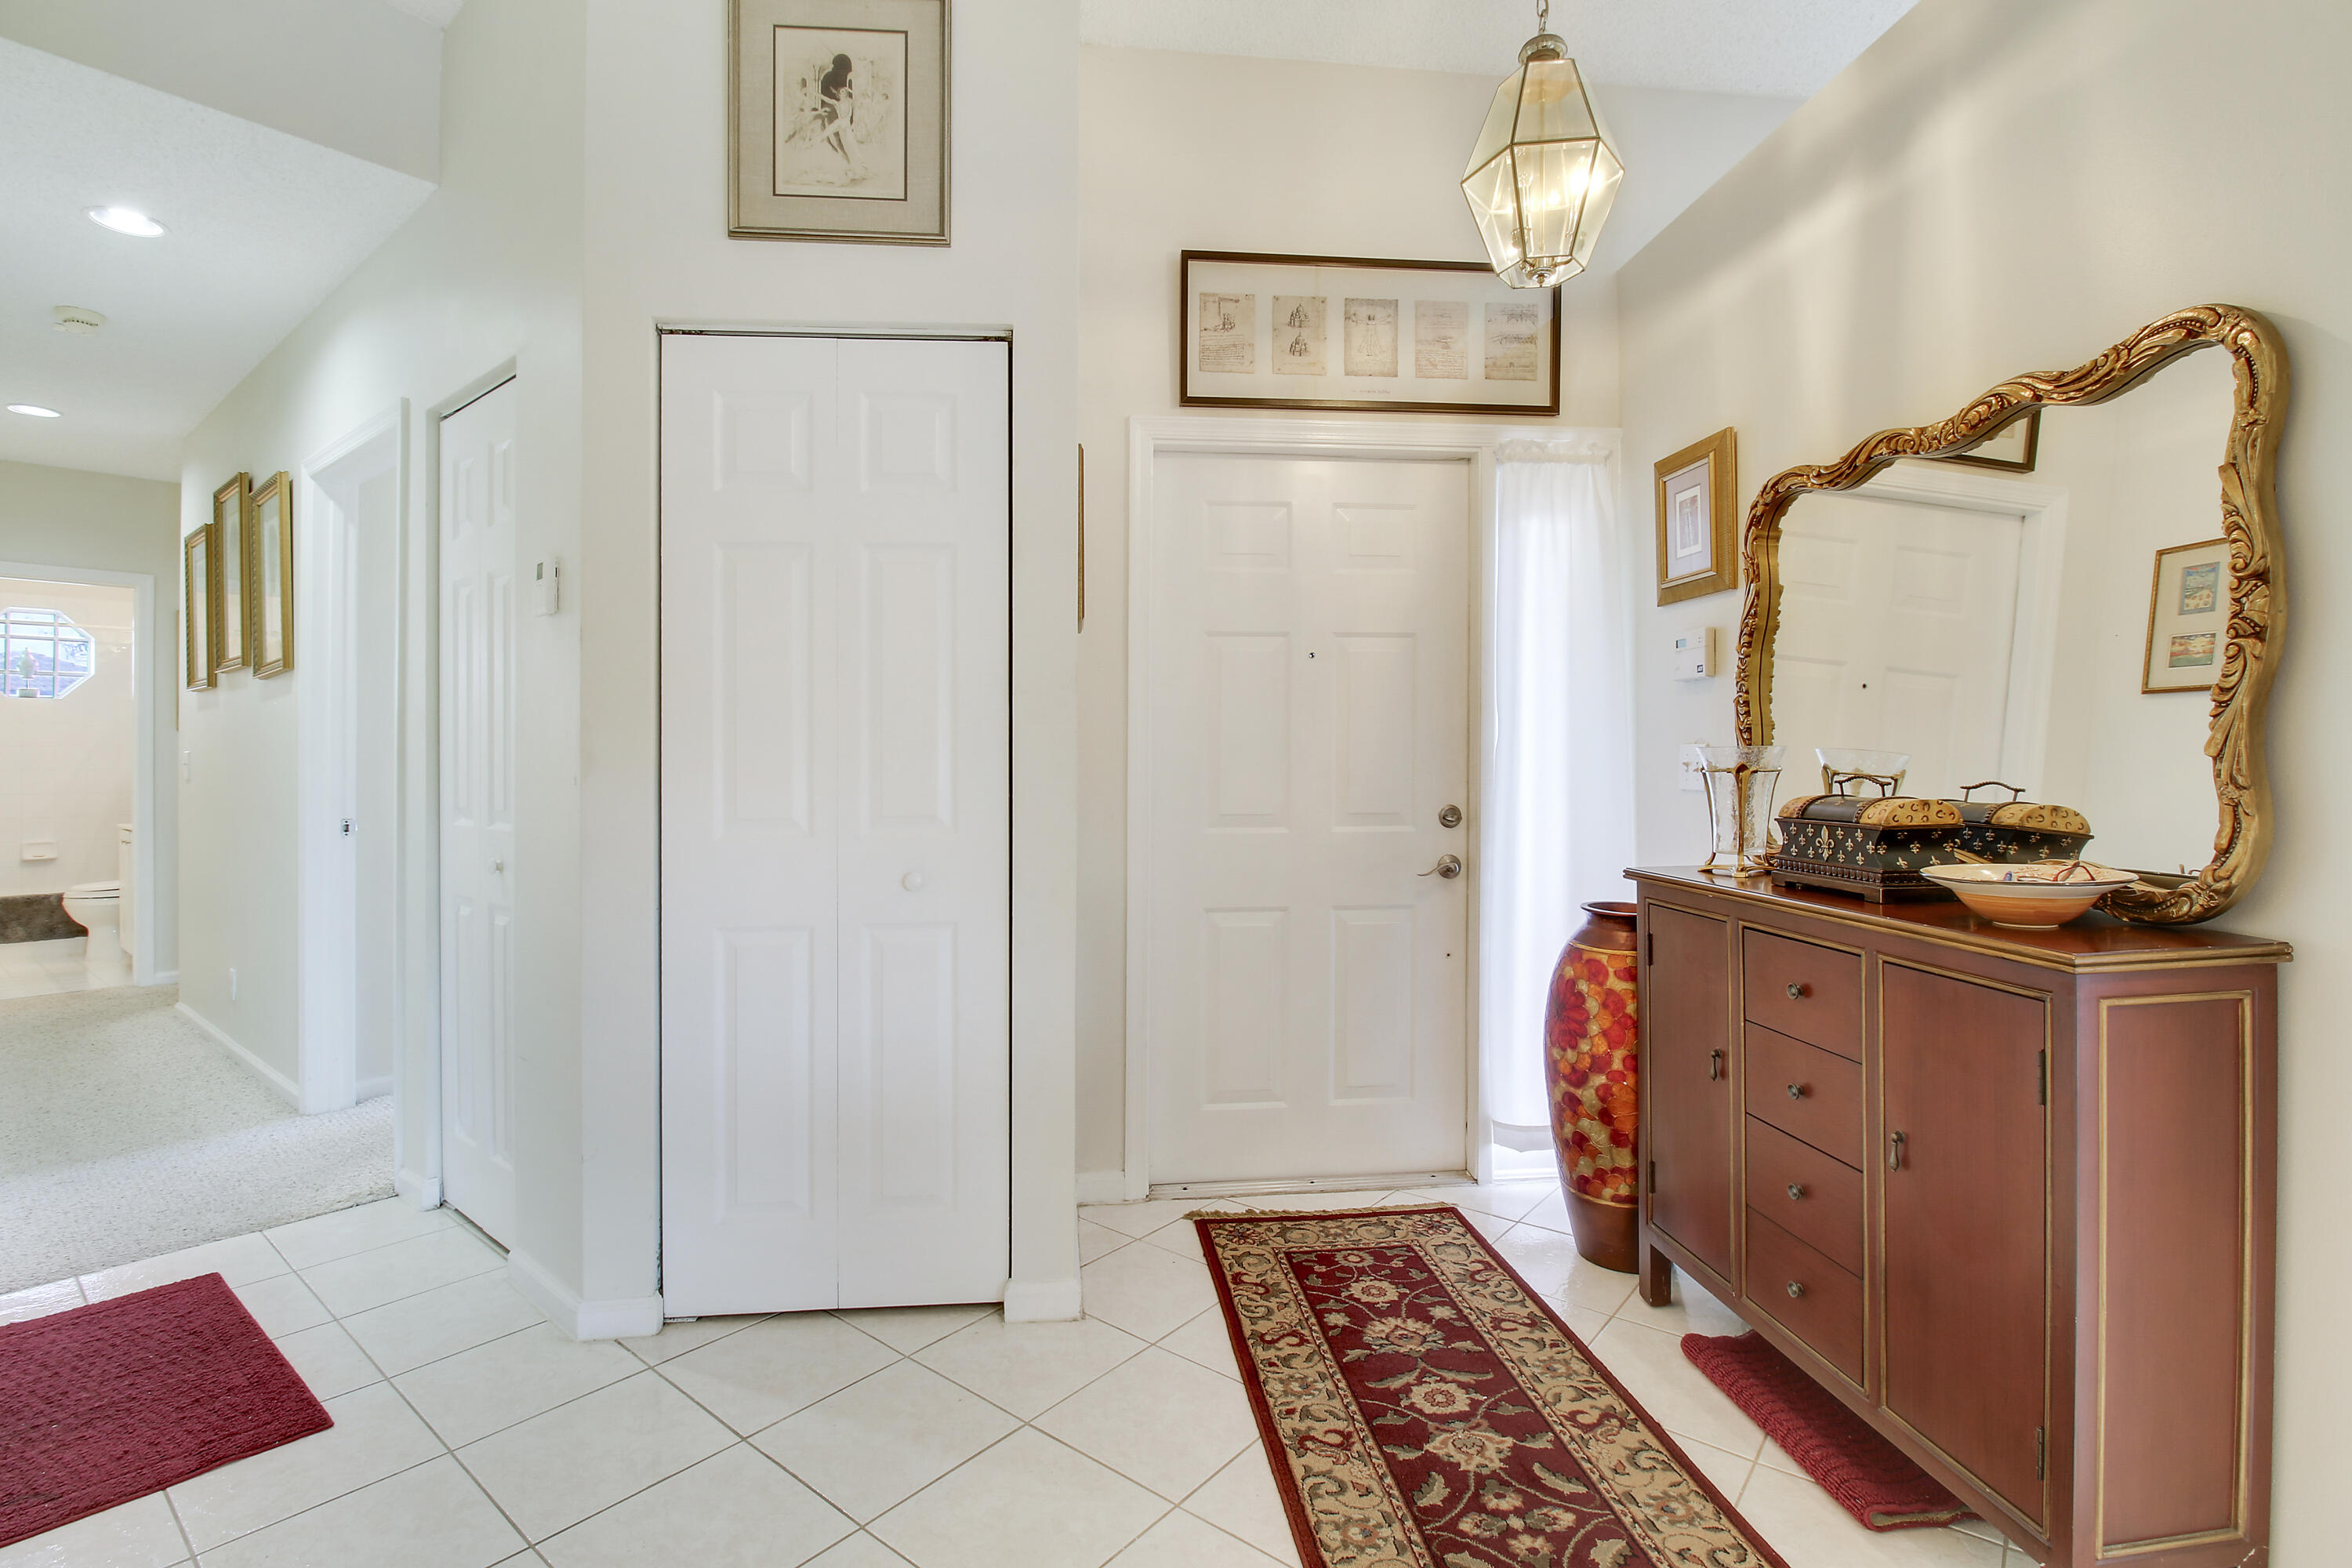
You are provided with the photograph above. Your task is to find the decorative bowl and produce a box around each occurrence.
[1920,861,2137,928]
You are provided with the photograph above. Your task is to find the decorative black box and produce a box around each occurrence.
[1770,794,1965,902]
[1949,783,2094,863]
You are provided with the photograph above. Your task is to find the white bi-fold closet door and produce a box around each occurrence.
[659,332,1011,1317]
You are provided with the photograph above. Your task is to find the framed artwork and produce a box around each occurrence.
[1934,406,2040,472]
[1654,427,1739,604]
[1178,251,1561,416]
[211,473,251,671]
[2143,536,2230,693]
[252,472,294,678]
[730,0,949,245]
[183,525,215,691]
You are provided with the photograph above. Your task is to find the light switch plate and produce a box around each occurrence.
[530,559,561,616]
[1679,743,1708,793]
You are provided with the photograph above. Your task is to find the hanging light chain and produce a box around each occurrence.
[1537,0,1551,33]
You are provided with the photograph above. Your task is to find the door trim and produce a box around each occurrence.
[1123,415,1599,1202]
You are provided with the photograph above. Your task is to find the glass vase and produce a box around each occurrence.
[1698,744,1786,877]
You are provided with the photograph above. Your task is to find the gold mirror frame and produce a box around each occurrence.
[1733,304,2287,924]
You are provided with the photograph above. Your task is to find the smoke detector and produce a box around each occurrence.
[53,306,107,336]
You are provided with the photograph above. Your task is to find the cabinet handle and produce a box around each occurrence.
[1889,1130,1907,1171]
[1786,1280,1806,1299]
[1708,1049,1723,1082]
[1785,982,1808,1000]
[1786,1082,1807,1100]
[1787,1182,1806,1201]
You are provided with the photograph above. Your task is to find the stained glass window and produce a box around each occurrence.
[1,608,96,699]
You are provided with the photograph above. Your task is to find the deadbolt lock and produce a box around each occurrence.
[1438,804,1463,829]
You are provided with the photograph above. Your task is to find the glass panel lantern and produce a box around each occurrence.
[1462,34,1624,289]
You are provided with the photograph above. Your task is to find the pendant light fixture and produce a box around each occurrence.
[1461,0,1624,288]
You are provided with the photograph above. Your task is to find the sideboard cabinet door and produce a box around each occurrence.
[1643,904,1735,1283]
[1880,961,2051,1525]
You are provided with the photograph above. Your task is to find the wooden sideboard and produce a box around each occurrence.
[1629,867,2287,1567]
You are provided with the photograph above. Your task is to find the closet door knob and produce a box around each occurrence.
[1787,1182,1806,1201]
[1786,1280,1806,1299]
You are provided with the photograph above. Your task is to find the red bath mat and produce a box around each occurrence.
[0,1272,332,1548]
[1682,1330,1976,1530]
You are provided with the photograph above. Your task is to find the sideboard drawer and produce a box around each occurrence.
[1744,1209,1864,1383]
[1744,1023,1864,1167]
[1745,1118,1864,1274]
[1742,929,1863,1059]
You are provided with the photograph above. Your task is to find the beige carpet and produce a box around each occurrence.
[0,985,392,1294]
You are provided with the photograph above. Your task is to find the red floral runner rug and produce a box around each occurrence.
[1195,1206,1787,1568]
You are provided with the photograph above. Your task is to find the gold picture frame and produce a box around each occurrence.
[729,0,950,245]
[251,471,293,678]
[2143,536,2231,695]
[1932,405,2040,472]
[183,525,215,691]
[211,473,251,671]
[1654,427,1738,604]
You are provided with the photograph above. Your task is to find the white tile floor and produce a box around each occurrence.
[0,935,131,1000]
[0,1182,2031,1568]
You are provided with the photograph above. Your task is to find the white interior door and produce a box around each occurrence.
[1775,492,2024,797]
[661,332,1011,1316]
[1142,453,1472,1186]
[437,379,518,1245]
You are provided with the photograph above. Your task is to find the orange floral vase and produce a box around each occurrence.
[1544,901,1640,1272]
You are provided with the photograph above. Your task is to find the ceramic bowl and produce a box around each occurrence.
[1921,861,2137,928]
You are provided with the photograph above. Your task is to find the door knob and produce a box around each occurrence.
[1418,855,1463,880]
[1785,982,1808,1000]
[1438,804,1463,829]
[902,871,925,891]
[1786,1082,1808,1100]
[1787,1182,1806,1201]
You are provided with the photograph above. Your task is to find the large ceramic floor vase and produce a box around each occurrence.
[1543,900,1640,1272]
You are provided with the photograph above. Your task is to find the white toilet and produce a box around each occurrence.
[62,881,124,969]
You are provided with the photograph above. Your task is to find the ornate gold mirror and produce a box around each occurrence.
[1735,305,2285,923]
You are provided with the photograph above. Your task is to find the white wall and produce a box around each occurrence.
[1073,45,1797,1182]
[1614,0,2351,1555]
[0,578,134,894]
[0,459,178,969]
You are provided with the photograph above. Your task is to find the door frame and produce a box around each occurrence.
[1122,415,1572,1202]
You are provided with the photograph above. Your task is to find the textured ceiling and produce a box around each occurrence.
[0,40,434,478]
[1080,0,1919,97]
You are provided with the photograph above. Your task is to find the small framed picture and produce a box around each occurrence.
[184,525,215,691]
[731,0,949,245]
[1934,407,2041,473]
[211,474,251,671]
[1654,428,1739,604]
[2143,536,2229,693]
[252,472,294,678]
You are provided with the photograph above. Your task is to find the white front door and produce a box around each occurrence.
[660,332,1011,1316]
[1775,492,2025,797]
[1142,453,1472,1186]
[437,378,518,1245]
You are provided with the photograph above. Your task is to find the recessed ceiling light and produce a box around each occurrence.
[86,206,165,238]
[7,405,63,419]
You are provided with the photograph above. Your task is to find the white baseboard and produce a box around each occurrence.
[149,968,180,985]
[394,1169,442,1211]
[176,1002,299,1108]
[1004,1276,1082,1323]
[355,1074,392,1102]
[507,1249,664,1341]
[1074,1170,1128,1206]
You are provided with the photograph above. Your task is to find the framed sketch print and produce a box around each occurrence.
[1654,427,1739,604]
[252,472,294,678]
[1934,406,2040,472]
[211,473,251,671]
[1179,252,1561,416]
[2143,536,2230,693]
[183,525,215,691]
[731,0,949,244]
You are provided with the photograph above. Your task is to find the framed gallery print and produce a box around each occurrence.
[1178,251,1560,416]
[731,0,949,244]
[211,473,250,671]
[2143,535,2230,693]
[183,525,215,691]
[252,472,294,678]
[1934,406,2040,472]
[1654,427,1738,604]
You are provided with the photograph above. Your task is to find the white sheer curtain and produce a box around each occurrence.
[1482,437,1635,1152]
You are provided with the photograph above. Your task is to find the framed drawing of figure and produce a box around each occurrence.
[731,0,949,244]
[1654,428,1739,604]
[211,473,251,671]
[252,472,294,678]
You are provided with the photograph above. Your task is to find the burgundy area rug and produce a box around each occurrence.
[1681,1330,1974,1531]
[0,1272,333,1548]
[1196,1205,1788,1568]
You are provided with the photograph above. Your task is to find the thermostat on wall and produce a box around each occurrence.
[531,558,561,616]
[1671,626,1717,681]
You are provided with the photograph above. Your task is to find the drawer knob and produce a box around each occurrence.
[1786,1082,1807,1100]
[1785,982,1809,1000]
[1889,1130,1908,1171]
[1787,1182,1806,1201]
[1786,1280,1806,1299]
[1708,1048,1723,1083]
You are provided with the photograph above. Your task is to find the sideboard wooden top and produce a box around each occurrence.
[1627,866,2292,973]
